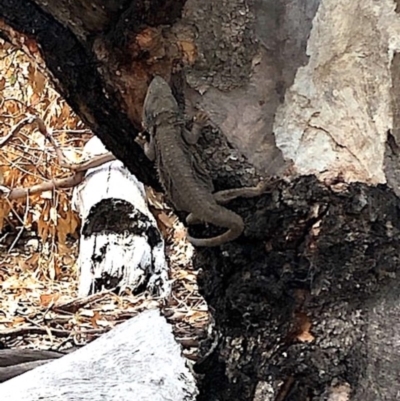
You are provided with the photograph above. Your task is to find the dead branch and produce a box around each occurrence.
[0,360,52,383]
[52,291,114,314]
[0,116,35,148]
[70,152,116,172]
[0,326,109,339]
[8,191,29,251]
[3,171,85,200]
[0,348,67,367]
[0,115,118,200]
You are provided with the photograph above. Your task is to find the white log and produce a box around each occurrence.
[0,309,198,401]
[72,136,170,297]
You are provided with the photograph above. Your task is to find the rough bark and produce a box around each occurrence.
[194,176,400,401]
[1,1,400,401]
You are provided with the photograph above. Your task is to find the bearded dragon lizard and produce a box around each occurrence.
[136,75,268,247]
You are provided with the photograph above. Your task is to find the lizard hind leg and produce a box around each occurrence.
[213,180,269,205]
[186,213,203,225]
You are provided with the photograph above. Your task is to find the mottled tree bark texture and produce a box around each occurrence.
[1,1,400,400]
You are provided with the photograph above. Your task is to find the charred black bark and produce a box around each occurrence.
[194,176,400,401]
[0,0,157,186]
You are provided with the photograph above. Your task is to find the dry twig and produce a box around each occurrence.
[0,115,118,199]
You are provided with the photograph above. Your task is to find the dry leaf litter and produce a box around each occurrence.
[0,38,209,362]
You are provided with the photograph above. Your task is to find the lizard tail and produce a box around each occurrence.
[187,208,245,247]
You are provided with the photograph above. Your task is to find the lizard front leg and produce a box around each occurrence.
[183,111,208,145]
[135,132,156,161]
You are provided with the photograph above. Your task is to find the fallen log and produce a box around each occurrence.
[72,136,170,297]
[0,309,198,401]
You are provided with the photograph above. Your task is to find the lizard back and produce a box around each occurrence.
[143,76,215,213]
[142,76,246,246]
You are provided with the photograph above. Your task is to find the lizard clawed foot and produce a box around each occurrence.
[255,178,272,193]
[135,132,148,148]
[253,176,281,194]
[193,111,209,128]
[183,111,209,145]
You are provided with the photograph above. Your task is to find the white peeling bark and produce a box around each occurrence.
[0,310,198,401]
[183,0,400,188]
[72,136,170,297]
[274,0,400,184]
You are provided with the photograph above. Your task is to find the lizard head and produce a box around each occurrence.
[142,76,180,130]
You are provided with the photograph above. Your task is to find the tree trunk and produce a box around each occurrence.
[1,1,400,400]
